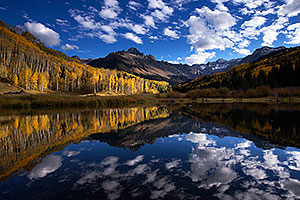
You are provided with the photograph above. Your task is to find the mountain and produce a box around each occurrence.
[193,58,242,75]
[88,47,202,85]
[89,104,300,151]
[175,46,300,92]
[241,46,286,64]
[0,19,169,95]
[88,46,287,85]
[72,55,94,64]
[193,46,286,75]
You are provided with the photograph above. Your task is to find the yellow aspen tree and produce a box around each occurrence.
[39,72,48,92]
[71,72,77,92]
[24,67,32,90]
[91,70,98,93]
[64,69,70,91]
[13,74,18,86]
[31,71,39,91]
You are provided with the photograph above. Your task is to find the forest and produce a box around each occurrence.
[0,20,169,95]
[175,46,300,98]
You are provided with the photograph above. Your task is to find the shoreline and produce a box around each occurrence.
[1,93,300,111]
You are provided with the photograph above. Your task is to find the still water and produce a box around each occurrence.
[0,104,300,200]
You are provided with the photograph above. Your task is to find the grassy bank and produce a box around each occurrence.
[193,97,300,103]
[0,93,173,110]
[1,92,300,112]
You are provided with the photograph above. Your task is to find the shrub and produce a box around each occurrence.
[246,86,273,98]
[276,87,300,97]
[167,91,185,98]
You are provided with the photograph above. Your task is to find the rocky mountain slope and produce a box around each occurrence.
[72,55,94,64]
[87,46,286,84]
[194,46,286,75]
[88,47,202,85]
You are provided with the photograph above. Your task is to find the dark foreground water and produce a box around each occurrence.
[1,104,300,200]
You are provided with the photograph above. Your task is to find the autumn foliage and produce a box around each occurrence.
[0,20,169,94]
[176,45,300,97]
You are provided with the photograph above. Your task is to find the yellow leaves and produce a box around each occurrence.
[1,22,169,94]
[13,74,18,86]
[31,71,39,90]
[38,72,48,92]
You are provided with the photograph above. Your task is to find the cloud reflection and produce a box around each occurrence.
[27,155,62,179]
[185,132,300,199]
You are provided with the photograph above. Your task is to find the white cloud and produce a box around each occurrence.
[216,3,229,11]
[100,9,119,19]
[235,48,251,55]
[240,16,267,39]
[232,0,270,9]
[147,0,174,22]
[128,1,142,11]
[130,24,147,34]
[141,15,156,28]
[101,25,116,34]
[241,16,266,29]
[24,22,61,46]
[185,51,216,65]
[99,0,121,19]
[61,43,79,51]
[167,57,183,64]
[196,6,236,31]
[185,7,236,55]
[56,19,69,27]
[148,0,166,9]
[163,27,179,39]
[123,32,143,44]
[110,20,148,34]
[285,23,300,44]
[240,8,254,15]
[149,36,158,40]
[261,17,288,46]
[98,34,117,44]
[186,14,234,53]
[278,0,300,17]
[70,11,100,29]
[121,22,147,35]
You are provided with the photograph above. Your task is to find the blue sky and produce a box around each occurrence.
[0,0,300,64]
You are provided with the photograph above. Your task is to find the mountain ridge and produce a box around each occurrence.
[87,46,287,85]
[88,47,202,85]
[175,45,300,93]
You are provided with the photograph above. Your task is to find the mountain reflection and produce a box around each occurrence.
[1,104,300,199]
[0,106,169,181]
[175,103,300,148]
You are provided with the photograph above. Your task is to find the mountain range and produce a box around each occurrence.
[176,45,300,92]
[87,47,201,85]
[84,46,287,85]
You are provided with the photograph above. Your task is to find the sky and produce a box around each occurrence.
[0,0,300,65]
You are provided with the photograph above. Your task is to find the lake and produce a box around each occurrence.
[1,103,300,200]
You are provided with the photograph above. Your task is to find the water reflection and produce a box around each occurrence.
[0,103,300,199]
[183,132,300,199]
[0,106,169,181]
